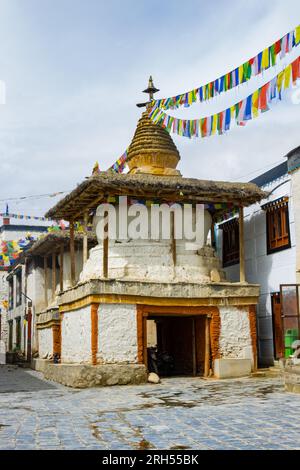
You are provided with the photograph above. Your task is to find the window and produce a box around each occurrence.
[265,198,291,254]
[221,218,239,267]
[16,270,22,306]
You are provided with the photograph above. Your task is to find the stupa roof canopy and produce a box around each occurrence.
[45,172,267,221]
[26,231,97,256]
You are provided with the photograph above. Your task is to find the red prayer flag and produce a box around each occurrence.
[258,83,270,111]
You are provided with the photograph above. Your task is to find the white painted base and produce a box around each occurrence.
[214,358,252,378]
[98,304,138,363]
[61,306,91,363]
[38,328,53,359]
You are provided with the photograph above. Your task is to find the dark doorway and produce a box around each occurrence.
[15,317,21,350]
[8,320,13,351]
[147,315,206,377]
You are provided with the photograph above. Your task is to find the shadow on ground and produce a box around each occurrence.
[0,366,56,393]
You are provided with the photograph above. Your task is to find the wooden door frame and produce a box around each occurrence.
[271,291,283,359]
[137,305,216,377]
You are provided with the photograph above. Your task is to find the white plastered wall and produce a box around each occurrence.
[219,306,254,366]
[38,327,53,358]
[61,305,91,363]
[97,303,138,363]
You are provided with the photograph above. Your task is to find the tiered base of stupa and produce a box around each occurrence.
[36,241,259,388]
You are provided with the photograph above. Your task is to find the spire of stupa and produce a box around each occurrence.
[128,77,181,176]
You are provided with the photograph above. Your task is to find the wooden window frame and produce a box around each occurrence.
[266,203,291,255]
[221,218,240,268]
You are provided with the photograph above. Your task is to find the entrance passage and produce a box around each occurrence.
[147,316,206,377]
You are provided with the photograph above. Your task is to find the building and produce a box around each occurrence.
[38,106,266,388]
[6,230,96,361]
[216,145,300,367]
[0,215,48,352]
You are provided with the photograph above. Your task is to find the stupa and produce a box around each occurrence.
[43,79,266,388]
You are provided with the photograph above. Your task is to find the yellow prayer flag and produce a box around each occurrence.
[211,114,217,135]
[238,65,243,83]
[261,48,269,69]
[284,64,292,89]
[277,71,284,93]
[296,25,300,44]
[252,90,259,118]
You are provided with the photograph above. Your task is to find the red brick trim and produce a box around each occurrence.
[248,305,257,371]
[91,303,99,365]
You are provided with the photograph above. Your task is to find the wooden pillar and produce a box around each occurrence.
[59,245,64,293]
[170,212,176,265]
[103,212,108,278]
[44,256,48,307]
[239,206,246,283]
[83,212,88,265]
[52,253,56,300]
[204,315,211,377]
[70,220,76,286]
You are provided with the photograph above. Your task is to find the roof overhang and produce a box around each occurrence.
[45,173,267,221]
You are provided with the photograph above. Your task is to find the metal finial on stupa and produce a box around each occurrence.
[136,76,159,108]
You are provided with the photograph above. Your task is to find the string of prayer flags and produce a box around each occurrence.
[0,212,49,221]
[0,236,35,268]
[152,25,300,111]
[108,149,128,173]
[148,55,300,139]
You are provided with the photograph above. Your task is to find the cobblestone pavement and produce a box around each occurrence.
[0,365,300,450]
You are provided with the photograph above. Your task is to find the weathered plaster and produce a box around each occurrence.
[38,327,53,358]
[98,304,138,363]
[218,306,254,365]
[61,306,91,363]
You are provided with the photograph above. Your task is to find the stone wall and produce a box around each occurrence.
[218,306,254,365]
[38,327,53,358]
[98,303,138,363]
[61,306,91,363]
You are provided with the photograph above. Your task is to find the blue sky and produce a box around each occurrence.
[0,0,299,218]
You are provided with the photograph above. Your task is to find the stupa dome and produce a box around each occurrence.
[127,110,181,176]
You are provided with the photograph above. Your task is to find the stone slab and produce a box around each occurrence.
[214,358,252,379]
[41,362,147,388]
[284,365,300,394]
[58,278,260,307]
